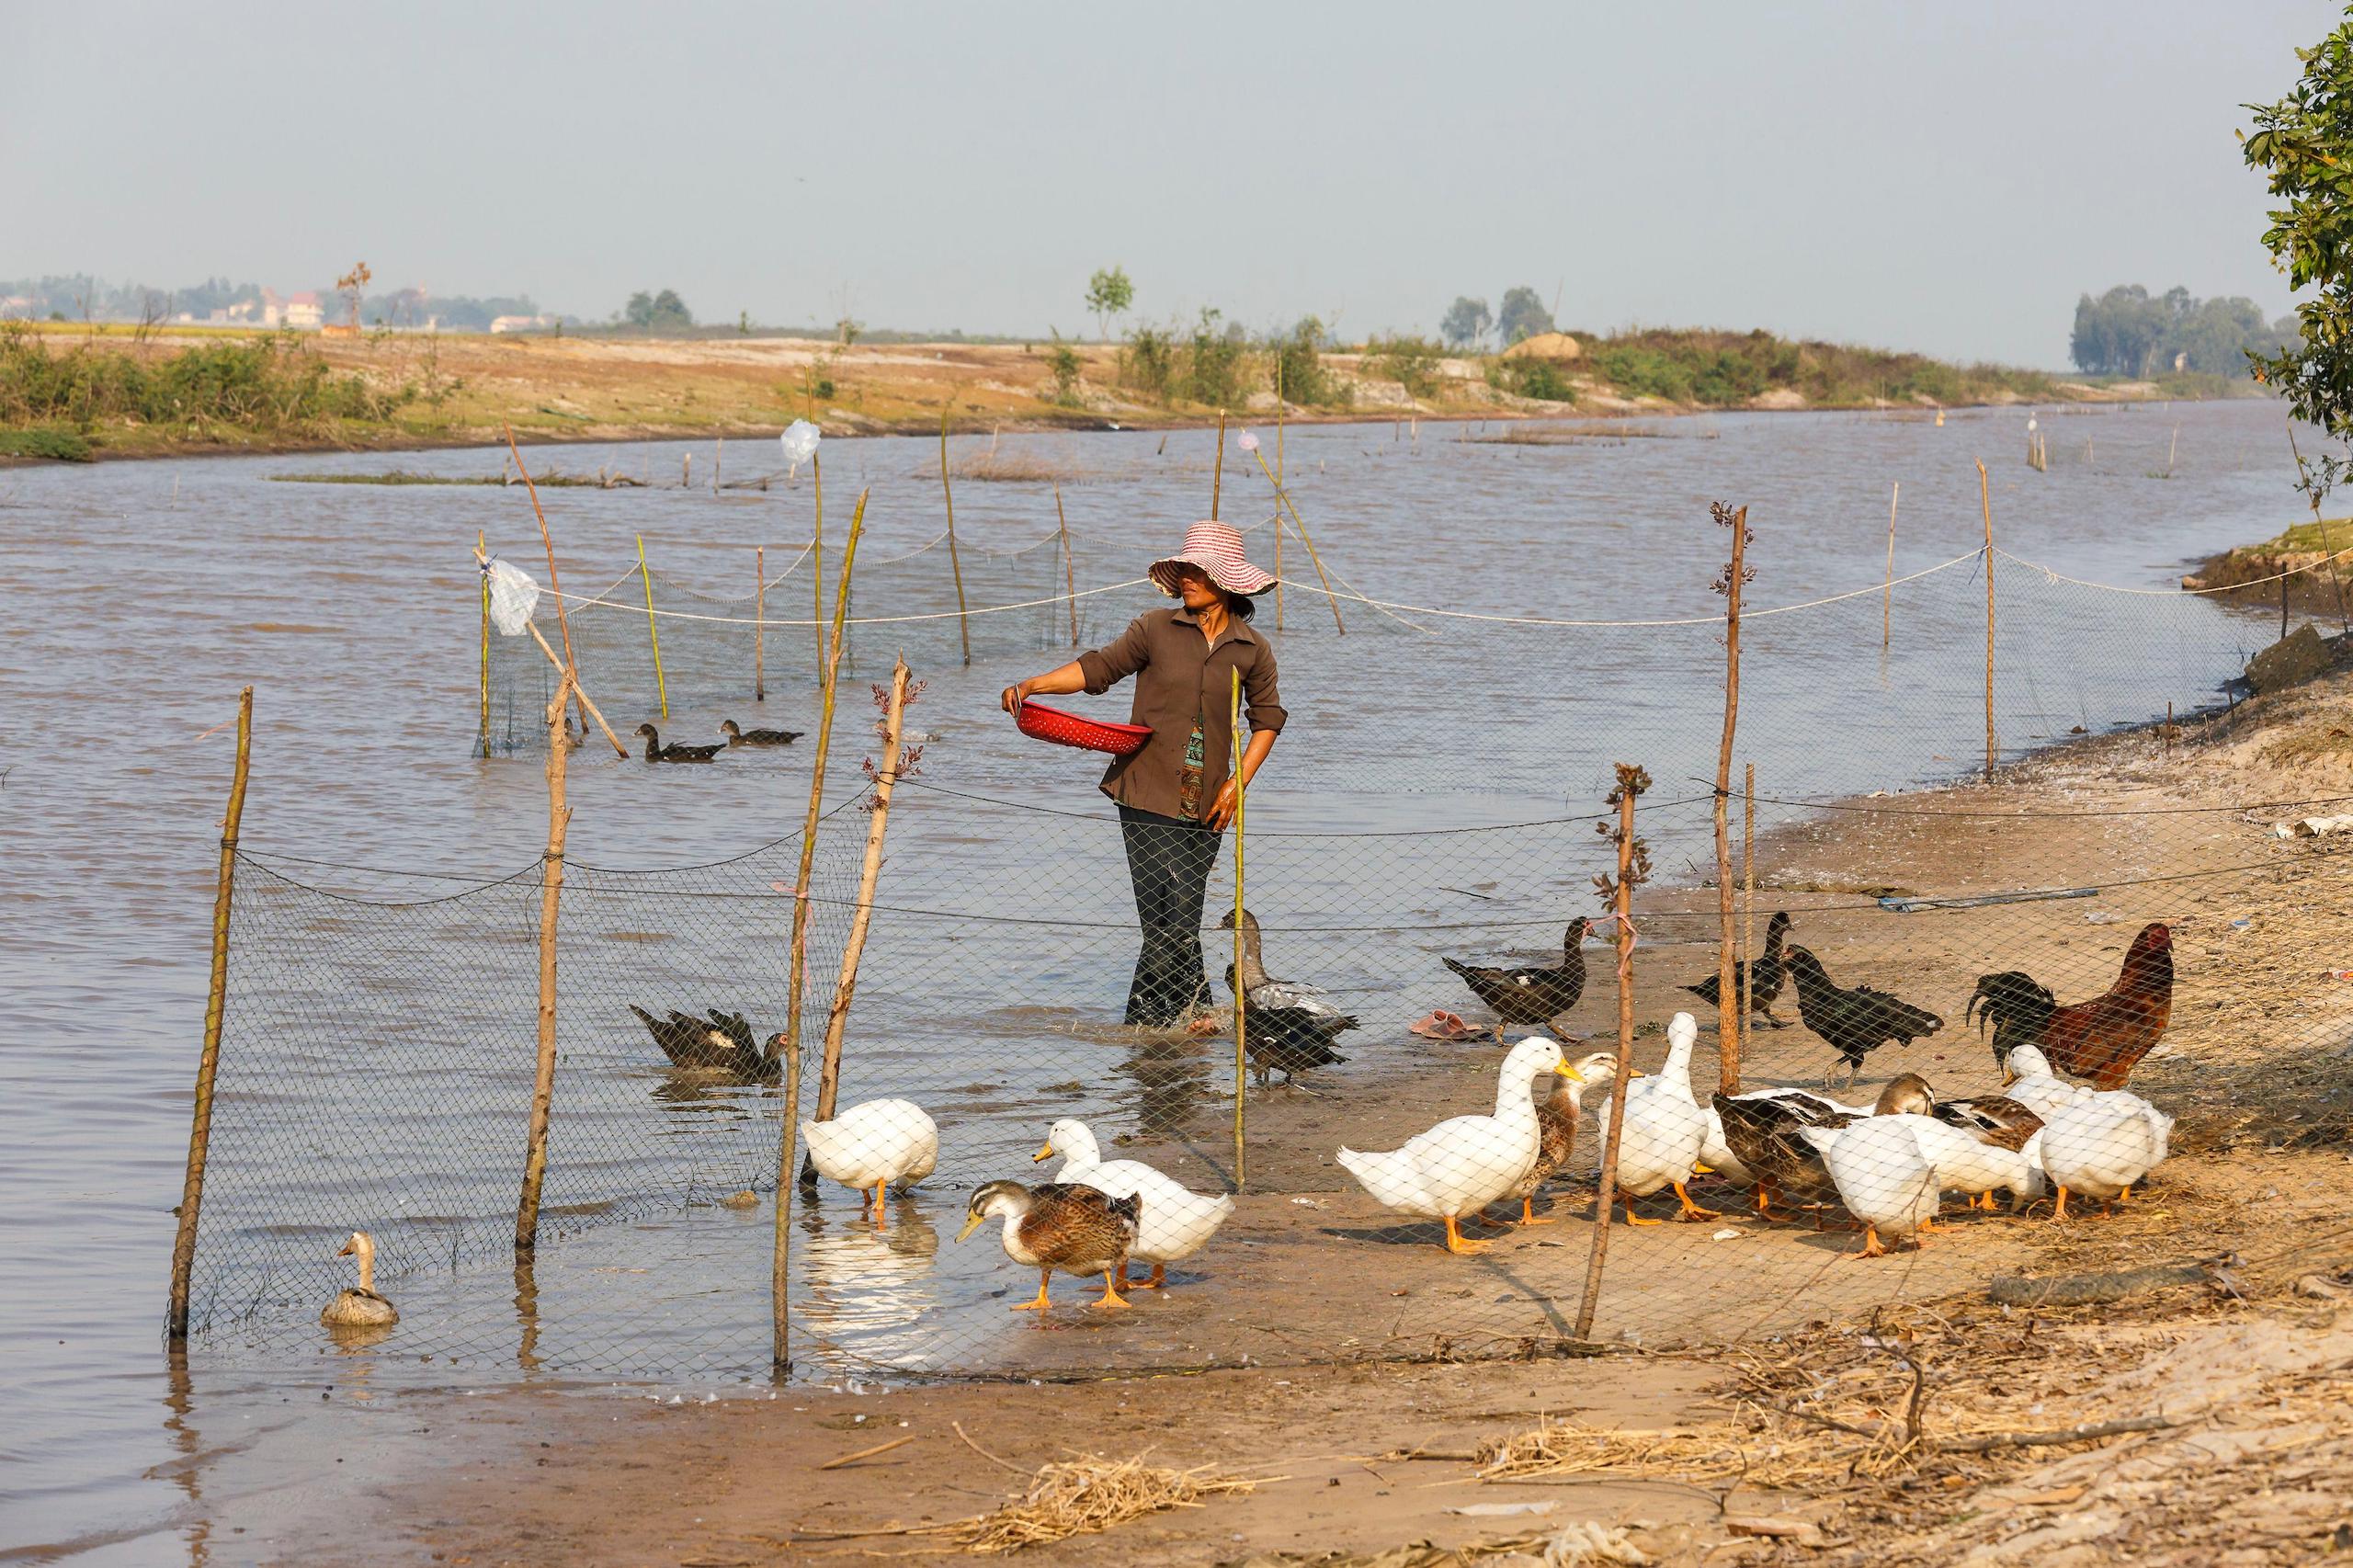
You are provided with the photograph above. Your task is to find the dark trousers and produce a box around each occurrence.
[1118,805,1222,1027]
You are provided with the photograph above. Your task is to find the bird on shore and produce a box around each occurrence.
[1499,1050,1623,1227]
[1711,1090,1855,1220]
[1224,977,1352,1089]
[1441,919,1595,1040]
[1683,911,1794,1024]
[1035,1118,1233,1289]
[721,720,803,747]
[1781,948,1944,1088]
[635,722,724,763]
[801,1097,939,1229]
[1596,1013,1715,1224]
[1967,923,2174,1088]
[1798,1117,1942,1257]
[958,1180,1142,1311]
[322,1231,398,1328]
[1219,909,1358,1034]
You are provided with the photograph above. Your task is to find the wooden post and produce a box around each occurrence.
[713,437,722,495]
[165,685,253,1344]
[478,529,492,756]
[1274,366,1286,633]
[2165,701,2175,760]
[938,405,972,666]
[755,545,767,702]
[785,491,868,1194]
[1054,482,1077,646]
[1248,450,1345,634]
[1712,506,1747,1092]
[637,533,669,720]
[1881,483,1898,651]
[684,451,692,488]
[504,425,591,744]
[1740,763,1756,1031]
[815,655,911,1126]
[2282,571,2291,642]
[516,668,574,1256]
[813,455,826,682]
[1573,772,1641,1343]
[1978,459,1996,785]
[1211,409,1227,520]
[1230,666,1247,1192]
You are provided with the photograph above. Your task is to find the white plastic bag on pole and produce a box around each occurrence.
[779,419,821,477]
[485,559,541,636]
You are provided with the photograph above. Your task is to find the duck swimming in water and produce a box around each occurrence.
[720,720,804,746]
[635,723,724,763]
[321,1231,398,1328]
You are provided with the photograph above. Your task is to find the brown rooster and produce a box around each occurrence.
[1966,922,2174,1090]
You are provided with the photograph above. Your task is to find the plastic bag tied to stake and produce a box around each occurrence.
[485,559,541,637]
[779,420,821,478]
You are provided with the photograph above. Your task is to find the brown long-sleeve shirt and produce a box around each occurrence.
[1075,607,1286,823]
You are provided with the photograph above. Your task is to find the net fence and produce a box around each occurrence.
[181,514,2353,1381]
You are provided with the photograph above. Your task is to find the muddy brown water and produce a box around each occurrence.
[0,402,2310,1554]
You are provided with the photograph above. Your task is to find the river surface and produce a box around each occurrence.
[0,400,2315,1556]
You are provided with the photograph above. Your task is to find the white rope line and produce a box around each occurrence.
[1261,549,1986,628]
[1995,542,2353,597]
[544,576,1153,627]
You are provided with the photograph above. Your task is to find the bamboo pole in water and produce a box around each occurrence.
[938,406,972,666]
[1231,666,1247,1191]
[784,491,869,1199]
[504,424,599,746]
[1712,506,1747,1093]
[516,667,574,1256]
[812,455,826,682]
[1247,450,1345,634]
[1054,483,1077,647]
[1979,460,1996,785]
[165,685,253,1344]
[815,655,911,1130]
[1881,483,1898,650]
[637,533,669,720]
[1574,770,1642,1343]
[1211,409,1227,520]
[478,529,491,756]
[1274,367,1286,633]
[755,546,767,702]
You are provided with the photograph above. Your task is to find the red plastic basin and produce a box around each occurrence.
[1016,699,1153,757]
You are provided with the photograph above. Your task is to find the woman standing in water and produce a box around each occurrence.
[1001,521,1285,1029]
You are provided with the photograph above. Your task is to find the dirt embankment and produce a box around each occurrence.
[244,657,2353,1566]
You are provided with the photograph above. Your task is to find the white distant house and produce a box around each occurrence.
[283,291,324,330]
[490,313,557,334]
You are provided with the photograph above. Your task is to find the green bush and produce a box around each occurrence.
[1368,333,1444,397]
[1119,324,1176,401]
[1045,335,1083,404]
[0,426,94,461]
[1487,358,1577,403]
[1267,317,1336,406]
[0,324,408,433]
[1182,309,1247,407]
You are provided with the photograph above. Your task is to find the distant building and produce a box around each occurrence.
[283,291,324,330]
[490,313,558,334]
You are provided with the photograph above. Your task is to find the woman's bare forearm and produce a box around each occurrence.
[1000,661,1086,712]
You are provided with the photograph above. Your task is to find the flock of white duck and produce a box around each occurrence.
[321,1019,2176,1327]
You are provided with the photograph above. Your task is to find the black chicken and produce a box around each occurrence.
[1683,910,1793,1024]
[1440,919,1594,1040]
[1780,947,1944,1088]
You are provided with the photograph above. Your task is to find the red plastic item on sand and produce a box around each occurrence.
[1015,699,1153,757]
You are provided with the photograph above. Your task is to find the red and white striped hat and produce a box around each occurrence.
[1148,520,1277,598]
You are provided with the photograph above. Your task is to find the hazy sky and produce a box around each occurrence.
[7,2,2339,366]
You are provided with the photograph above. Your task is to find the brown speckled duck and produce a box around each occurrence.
[958,1180,1141,1312]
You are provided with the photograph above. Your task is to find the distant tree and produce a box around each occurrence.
[1495,286,1554,346]
[335,262,371,329]
[625,289,694,332]
[2245,10,2353,501]
[1439,296,1492,350]
[1084,266,1134,342]
[2069,284,2287,377]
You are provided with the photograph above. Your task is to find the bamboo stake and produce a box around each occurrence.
[504,424,588,741]
[637,533,669,720]
[1054,482,1077,646]
[815,654,911,1128]
[472,540,628,756]
[813,455,826,681]
[2287,423,2350,637]
[515,666,574,1256]
[1881,483,1898,650]
[938,405,972,666]
[165,685,253,1344]
[1740,763,1755,1033]
[1978,460,1995,785]
[713,437,722,495]
[755,545,767,702]
[785,491,869,1199]
[1211,409,1226,520]
[1231,666,1247,1192]
[478,529,491,756]
[1247,450,1346,633]
[1713,506,1747,1092]
[1274,366,1287,633]
[1712,504,1750,1087]
[1573,775,1641,1343]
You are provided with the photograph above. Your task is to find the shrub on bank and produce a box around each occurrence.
[0,324,410,439]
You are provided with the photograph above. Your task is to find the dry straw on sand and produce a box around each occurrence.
[949,1450,1256,1553]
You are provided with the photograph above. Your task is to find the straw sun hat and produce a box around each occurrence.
[1147,520,1277,598]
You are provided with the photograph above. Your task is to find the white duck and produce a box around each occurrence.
[1908,1116,2045,1212]
[1337,1035,1573,1255]
[802,1097,939,1230]
[321,1231,398,1328]
[1035,1117,1234,1289]
[1799,1115,1943,1256]
[2038,1096,2173,1219]
[1998,1044,2097,1120]
[1596,1013,1716,1225]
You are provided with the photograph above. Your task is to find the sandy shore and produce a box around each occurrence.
[171,653,2353,1565]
